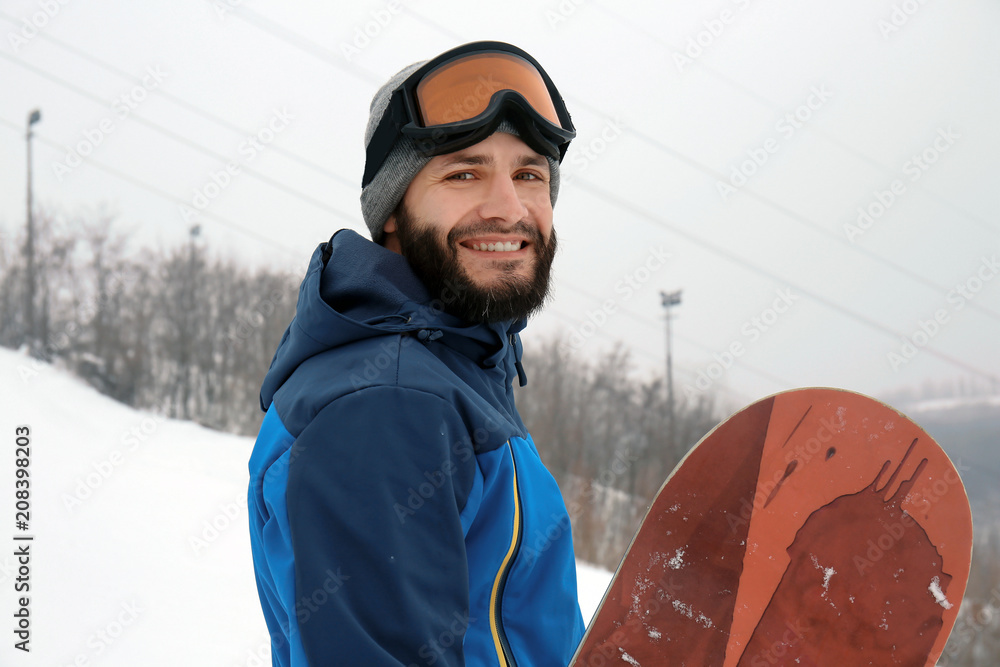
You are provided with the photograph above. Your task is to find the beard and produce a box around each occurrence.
[392,202,557,324]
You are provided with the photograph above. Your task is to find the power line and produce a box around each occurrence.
[4,6,994,388]
[0,50,360,229]
[0,10,357,193]
[0,117,303,261]
[575,174,999,384]
[590,1,998,237]
[565,97,1000,325]
[226,4,384,85]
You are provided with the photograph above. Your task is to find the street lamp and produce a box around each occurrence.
[660,289,682,433]
[25,109,41,350]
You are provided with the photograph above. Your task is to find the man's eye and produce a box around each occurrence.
[448,172,474,180]
[516,172,541,181]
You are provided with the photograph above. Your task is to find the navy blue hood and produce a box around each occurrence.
[260,229,527,411]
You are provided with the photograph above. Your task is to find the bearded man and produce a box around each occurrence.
[248,41,585,666]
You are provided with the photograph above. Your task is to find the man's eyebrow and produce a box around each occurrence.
[432,152,549,170]
[517,154,548,168]
[436,153,493,168]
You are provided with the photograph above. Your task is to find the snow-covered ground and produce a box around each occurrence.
[0,347,611,665]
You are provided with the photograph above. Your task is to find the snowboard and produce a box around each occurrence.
[569,387,973,667]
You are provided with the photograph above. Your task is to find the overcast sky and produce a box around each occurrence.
[1,0,997,409]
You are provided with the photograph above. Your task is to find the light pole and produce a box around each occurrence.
[660,289,682,432]
[25,109,41,351]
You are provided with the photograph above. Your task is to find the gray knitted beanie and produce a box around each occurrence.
[361,60,562,243]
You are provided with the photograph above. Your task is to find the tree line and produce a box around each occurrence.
[0,208,720,566]
[1,209,298,434]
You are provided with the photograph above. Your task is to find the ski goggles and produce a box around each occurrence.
[362,41,576,188]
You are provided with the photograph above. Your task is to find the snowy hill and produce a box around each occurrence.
[900,394,1000,515]
[0,347,611,665]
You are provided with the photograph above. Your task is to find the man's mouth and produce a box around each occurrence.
[467,240,525,252]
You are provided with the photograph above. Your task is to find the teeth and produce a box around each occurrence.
[472,242,521,252]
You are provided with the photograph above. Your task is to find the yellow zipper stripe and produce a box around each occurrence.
[489,444,520,667]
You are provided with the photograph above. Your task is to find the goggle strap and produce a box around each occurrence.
[362,92,408,188]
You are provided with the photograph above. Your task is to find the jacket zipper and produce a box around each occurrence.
[489,442,522,667]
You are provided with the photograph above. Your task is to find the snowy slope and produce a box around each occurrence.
[0,347,611,665]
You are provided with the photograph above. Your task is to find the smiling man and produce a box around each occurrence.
[248,42,585,666]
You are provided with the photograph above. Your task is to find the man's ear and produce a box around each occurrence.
[381,214,402,254]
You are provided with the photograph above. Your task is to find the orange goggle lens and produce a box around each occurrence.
[415,52,562,128]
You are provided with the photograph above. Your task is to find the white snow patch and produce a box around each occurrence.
[0,347,267,665]
[620,649,641,665]
[670,598,713,628]
[668,548,685,570]
[810,554,836,590]
[673,599,694,618]
[929,576,953,609]
[905,394,1000,415]
[576,561,614,623]
[648,628,662,639]
[810,554,837,609]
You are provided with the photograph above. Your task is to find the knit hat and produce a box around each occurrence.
[361,61,562,243]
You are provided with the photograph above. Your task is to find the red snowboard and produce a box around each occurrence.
[570,387,973,667]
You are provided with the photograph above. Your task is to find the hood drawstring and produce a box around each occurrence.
[511,334,527,388]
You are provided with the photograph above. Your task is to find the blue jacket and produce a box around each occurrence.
[248,229,585,666]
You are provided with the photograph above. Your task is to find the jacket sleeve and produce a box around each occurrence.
[285,385,478,666]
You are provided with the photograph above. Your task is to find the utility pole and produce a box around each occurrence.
[24,109,42,352]
[660,289,682,434]
[180,224,201,420]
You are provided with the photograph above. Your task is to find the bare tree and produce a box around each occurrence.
[516,340,720,568]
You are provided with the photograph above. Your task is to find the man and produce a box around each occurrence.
[248,41,585,666]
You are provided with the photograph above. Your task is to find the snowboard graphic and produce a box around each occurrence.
[570,387,972,666]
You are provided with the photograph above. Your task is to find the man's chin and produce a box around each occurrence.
[461,260,536,288]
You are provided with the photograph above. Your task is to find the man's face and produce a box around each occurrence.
[383,132,557,324]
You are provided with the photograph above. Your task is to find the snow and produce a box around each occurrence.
[620,649,641,665]
[809,554,836,609]
[0,347,614,664]
[577,560,614,622]
[905,394,1000,413]
[929,576,953,610]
